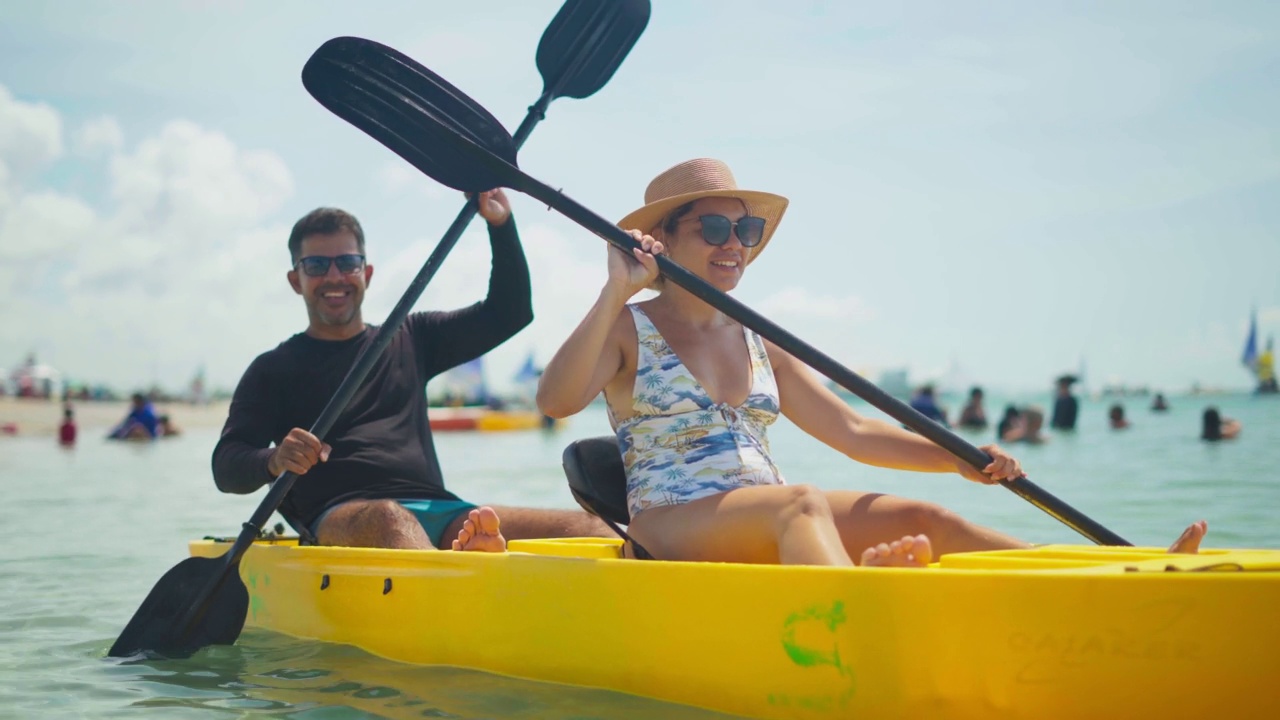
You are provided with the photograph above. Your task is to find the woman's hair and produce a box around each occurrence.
[645,201,697,291]
[660,201,697,236]
[1201,407,1222,441]
[996,404,1020,438]
[1109,404,1124,420]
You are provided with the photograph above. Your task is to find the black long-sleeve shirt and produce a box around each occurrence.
[211,218,532,531]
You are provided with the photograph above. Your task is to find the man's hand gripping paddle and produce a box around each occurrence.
[300,40,1134,549]
[108,0,652,659]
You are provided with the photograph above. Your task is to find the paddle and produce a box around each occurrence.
[107,0,652,660]
[301,46,1133,548]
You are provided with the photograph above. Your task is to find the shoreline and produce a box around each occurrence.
[0,397,231,437]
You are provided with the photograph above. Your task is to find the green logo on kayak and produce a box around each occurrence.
[771,601,856,711]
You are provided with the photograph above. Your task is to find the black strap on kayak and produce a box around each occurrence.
[561,436,655,560]
[598,514,654,560]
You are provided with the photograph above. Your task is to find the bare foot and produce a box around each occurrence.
[451,507,506,552]
[1167,520,1207,554]
[860,534,933,568]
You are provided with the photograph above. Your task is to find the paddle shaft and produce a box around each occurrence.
[437,137,1130,545]
[169,90,579,644]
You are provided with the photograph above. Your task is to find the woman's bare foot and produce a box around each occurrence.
[1167,520,1207,554]
[451,507,506,552]
[860,534,933,567]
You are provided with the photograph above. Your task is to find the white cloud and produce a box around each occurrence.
[0,85,63,189]
[74,116,124,155]
[0,87,298,391]
[377,161,445,200]
[755,287,873,323]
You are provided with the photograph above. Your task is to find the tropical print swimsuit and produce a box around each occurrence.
[610,305,786,519]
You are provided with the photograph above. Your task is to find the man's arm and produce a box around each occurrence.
[413,213,533,377]
[211,354,281,494]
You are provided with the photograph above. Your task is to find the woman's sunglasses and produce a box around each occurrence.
[678,215,767,248]
[294,254,366,277]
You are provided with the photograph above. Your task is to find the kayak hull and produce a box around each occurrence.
[191,538,1280,719]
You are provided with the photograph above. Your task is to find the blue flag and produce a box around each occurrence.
[1242,307,1259,373]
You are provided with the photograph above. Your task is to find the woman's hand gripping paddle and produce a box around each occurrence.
[301,44,1133,548]
[107,0,652,660]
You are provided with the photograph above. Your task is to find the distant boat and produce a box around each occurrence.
[426,353,561,431]
[1242,307,1277,395]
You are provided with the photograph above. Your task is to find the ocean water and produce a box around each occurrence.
[1,392,1276,719]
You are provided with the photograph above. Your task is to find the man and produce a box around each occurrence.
[212,192,610,550]
[1050,375,1079,430]
[109,393,160,440]
[907,385,948,427]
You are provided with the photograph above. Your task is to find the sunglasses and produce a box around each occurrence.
[294,254,366,277]
[678,214,767,248]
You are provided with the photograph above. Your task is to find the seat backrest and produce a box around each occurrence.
[561,435,630,526]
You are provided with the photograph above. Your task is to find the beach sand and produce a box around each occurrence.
[0,397,231,438]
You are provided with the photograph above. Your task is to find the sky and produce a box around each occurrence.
[1,0,1277,397]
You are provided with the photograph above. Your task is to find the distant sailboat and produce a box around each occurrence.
[426,353,561,431]
[1242,307,1277,395]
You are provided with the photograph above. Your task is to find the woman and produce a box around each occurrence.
[538,158,1207,567]
[1108,404,1131,430]
[1201,407,1241,441]
[996,404,1022,442]
[957,386,988,429]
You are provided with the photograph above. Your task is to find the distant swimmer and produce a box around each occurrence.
[996,404,1021,442]
[1108,404,1131,430]
[107,393,159,440]
[59,405,77,445]
[1050,375,1079,430]
[157,414,182,437]
[1151,393,1170,412]
[908,385,949,427]
[1006,406,1049,444]
[957,386,988,430]
[1201,407,1241,441]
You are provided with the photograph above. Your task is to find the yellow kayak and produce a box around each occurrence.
[427,407,558,432]
[191,536,1280,720]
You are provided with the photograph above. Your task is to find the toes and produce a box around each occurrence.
[910,534,934,565]
[473,506,501,535]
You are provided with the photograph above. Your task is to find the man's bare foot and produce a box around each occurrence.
[451,507,506,552]
[860,534,933,567]
[1168,520,1207,554]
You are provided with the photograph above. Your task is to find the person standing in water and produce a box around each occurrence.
[1050,375,1079,430]
[1201,407,1242,440]
[957,386,988,429]
[1108,404,1131,430]
[58,405,77,446]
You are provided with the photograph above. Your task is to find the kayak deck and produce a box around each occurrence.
[191,537,1280,720]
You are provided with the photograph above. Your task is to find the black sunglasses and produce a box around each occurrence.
[678,214,767,248]
[294,254,366,277]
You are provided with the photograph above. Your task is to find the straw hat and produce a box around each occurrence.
[617,158,789,264]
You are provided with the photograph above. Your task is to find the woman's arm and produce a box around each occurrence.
[770,344,1021,483]
[537,231,663,418]
[536,285,630,417]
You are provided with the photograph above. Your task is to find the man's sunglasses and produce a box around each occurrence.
[294,254,366,277]
[677,214,767,248]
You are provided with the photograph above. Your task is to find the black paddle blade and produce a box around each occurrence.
[302,37,517,194]
[107,556,248,658]
[537,0,650,100]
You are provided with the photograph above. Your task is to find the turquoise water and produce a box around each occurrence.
[1,392,1276,718]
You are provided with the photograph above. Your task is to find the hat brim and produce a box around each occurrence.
[617,189,789,265]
